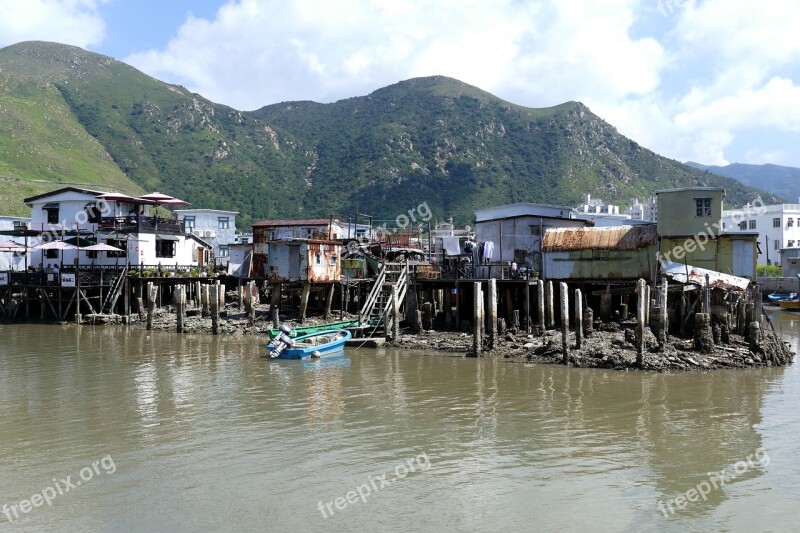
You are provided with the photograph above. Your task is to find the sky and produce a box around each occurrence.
[2,0,800,168]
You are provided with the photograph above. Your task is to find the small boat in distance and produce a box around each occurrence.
[266,327,352,360]
[768,292,798,303]
[779,299,800,311]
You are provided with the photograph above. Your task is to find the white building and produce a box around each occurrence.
[0,215,31,271]
[22,187,210,270]
[721,203,800,265]
[575,194,620,215]
[175,209,238,265]
[627,197,658,222]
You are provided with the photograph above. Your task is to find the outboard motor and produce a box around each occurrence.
[270,324,294,358]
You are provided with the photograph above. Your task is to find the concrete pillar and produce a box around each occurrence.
[270,283,280,328]
[659,277,669,345]
[201,284,210,318]
[175,284,186,333]
[749,321,761,354]
[422,302,433,331]
[391,285,400,342]
[560,282,569,363]
[473,282,483,355]
[247,281,258,325]
[583,307,594,337]
[694,313,713,354]
[546,280,554,329]
[636,279,646,367]
[645,285,651,325]
[146,282,158,331]
[210,284,220,335]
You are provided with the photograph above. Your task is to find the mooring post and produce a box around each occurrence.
[270,283,280,328]
[299,282,311,323]
[645,285,651,325]
[488,278,497,349]
[175,284,185,333]
[575,288,583,350]
[583,306,594,337]
[749,321,761,354]
[210,284,220,335]
[546,280,554,329]
[200,284,209,318]
[473,282,483,355]
[244,281,252,316]
[537,279,545,336]
[636,278,646,367]
[524,281,532,334]
[246,281,258,325]
[694,313,713,353]
[146,281,157,331]
[659,277,669,346]
[560,282,569,363]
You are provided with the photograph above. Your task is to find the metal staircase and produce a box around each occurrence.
[100,266,127,315]
[359,262,409,329]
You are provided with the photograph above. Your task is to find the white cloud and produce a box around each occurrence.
[0,0,105,49]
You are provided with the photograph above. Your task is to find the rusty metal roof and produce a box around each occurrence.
[252,219,336,227]
[542,224,657,252]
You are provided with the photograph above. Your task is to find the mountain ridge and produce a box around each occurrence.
[0,40,780,225]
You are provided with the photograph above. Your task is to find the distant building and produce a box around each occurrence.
[627,197,658,222]
[175,209,239,265]
[575,194,620,215]
[722,203,800,266]
[474,202,590,276]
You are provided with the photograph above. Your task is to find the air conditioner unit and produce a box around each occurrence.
[192,230,203,237]
[205,230,215,238]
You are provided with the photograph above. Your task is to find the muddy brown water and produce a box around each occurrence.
[1,311,799,532]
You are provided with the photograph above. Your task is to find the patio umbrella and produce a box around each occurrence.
[137,192,191,206]
[34,240,78,271]
[0,240,28,252]
[80,243,125,252]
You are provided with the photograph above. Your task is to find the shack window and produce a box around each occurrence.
[790,240,795,248]
[749,220,756,230]
[695,198,712,217]
[789,218,794,227]
[739,221,747,230]
[218,217,229,230]
[329,256,337,267]
[315,253,321,265]
[218,245,229,257]
[13,220,27,230]
[156,239,176,258]
[774,218,781,227]
[184,216,196,230]
[45,249,58,259]
[86,250,98,259]
[42,203,59,224]
[106,240,126,258]
[83,202,102,224]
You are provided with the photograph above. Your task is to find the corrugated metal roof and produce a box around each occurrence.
[660,260,750,291]
[542,225,658,252]
[252,219,337,227]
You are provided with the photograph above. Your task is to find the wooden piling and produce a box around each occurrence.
[210,284,220,335]
[488,278,497,349]
[546,280,554,329]
[324,284,335,320]
[659,277,668,346]
[537,279,545,336]
[749,321,761,353]
[524,281,531,334]
[560,282,569,363]
[645,285,651,325]
[391,285,400,342]
[574,288,583,350]
[247,281,258,325]
[270,283,280,328]
[299,282,311,323]
[694,313,713,354]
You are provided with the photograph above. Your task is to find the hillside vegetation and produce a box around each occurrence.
[0,41,779,226]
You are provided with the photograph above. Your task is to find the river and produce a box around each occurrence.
[1,312,799,532]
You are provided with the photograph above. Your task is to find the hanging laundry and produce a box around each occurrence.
[483,241,494,263]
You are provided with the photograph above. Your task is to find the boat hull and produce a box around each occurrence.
[266,329,352,360]
[768,292,798,302]
[779,300,800,310]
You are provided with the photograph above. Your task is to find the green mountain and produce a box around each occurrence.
[686,162,798,203]
[0,41,779,226]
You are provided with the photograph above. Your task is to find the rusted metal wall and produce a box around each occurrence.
[266,240,341,282]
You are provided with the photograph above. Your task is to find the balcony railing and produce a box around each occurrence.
[98,216,185,235]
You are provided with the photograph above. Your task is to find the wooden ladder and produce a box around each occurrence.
[100,266,127,315]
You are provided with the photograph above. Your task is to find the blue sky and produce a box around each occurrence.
[2,0,800,168]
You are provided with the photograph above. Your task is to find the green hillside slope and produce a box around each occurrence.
[0,41,779,226]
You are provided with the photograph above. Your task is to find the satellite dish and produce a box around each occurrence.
[465,225,472,232]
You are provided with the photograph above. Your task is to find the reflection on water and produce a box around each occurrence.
[0,319,799,532]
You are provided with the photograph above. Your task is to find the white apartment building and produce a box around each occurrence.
[627,197,658,222]
[575,194,620,215]
[175,209,238,264]
[721,203,800,265]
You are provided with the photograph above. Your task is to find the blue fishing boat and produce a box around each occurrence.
[266,327,352,360]
[768,292,797,302]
